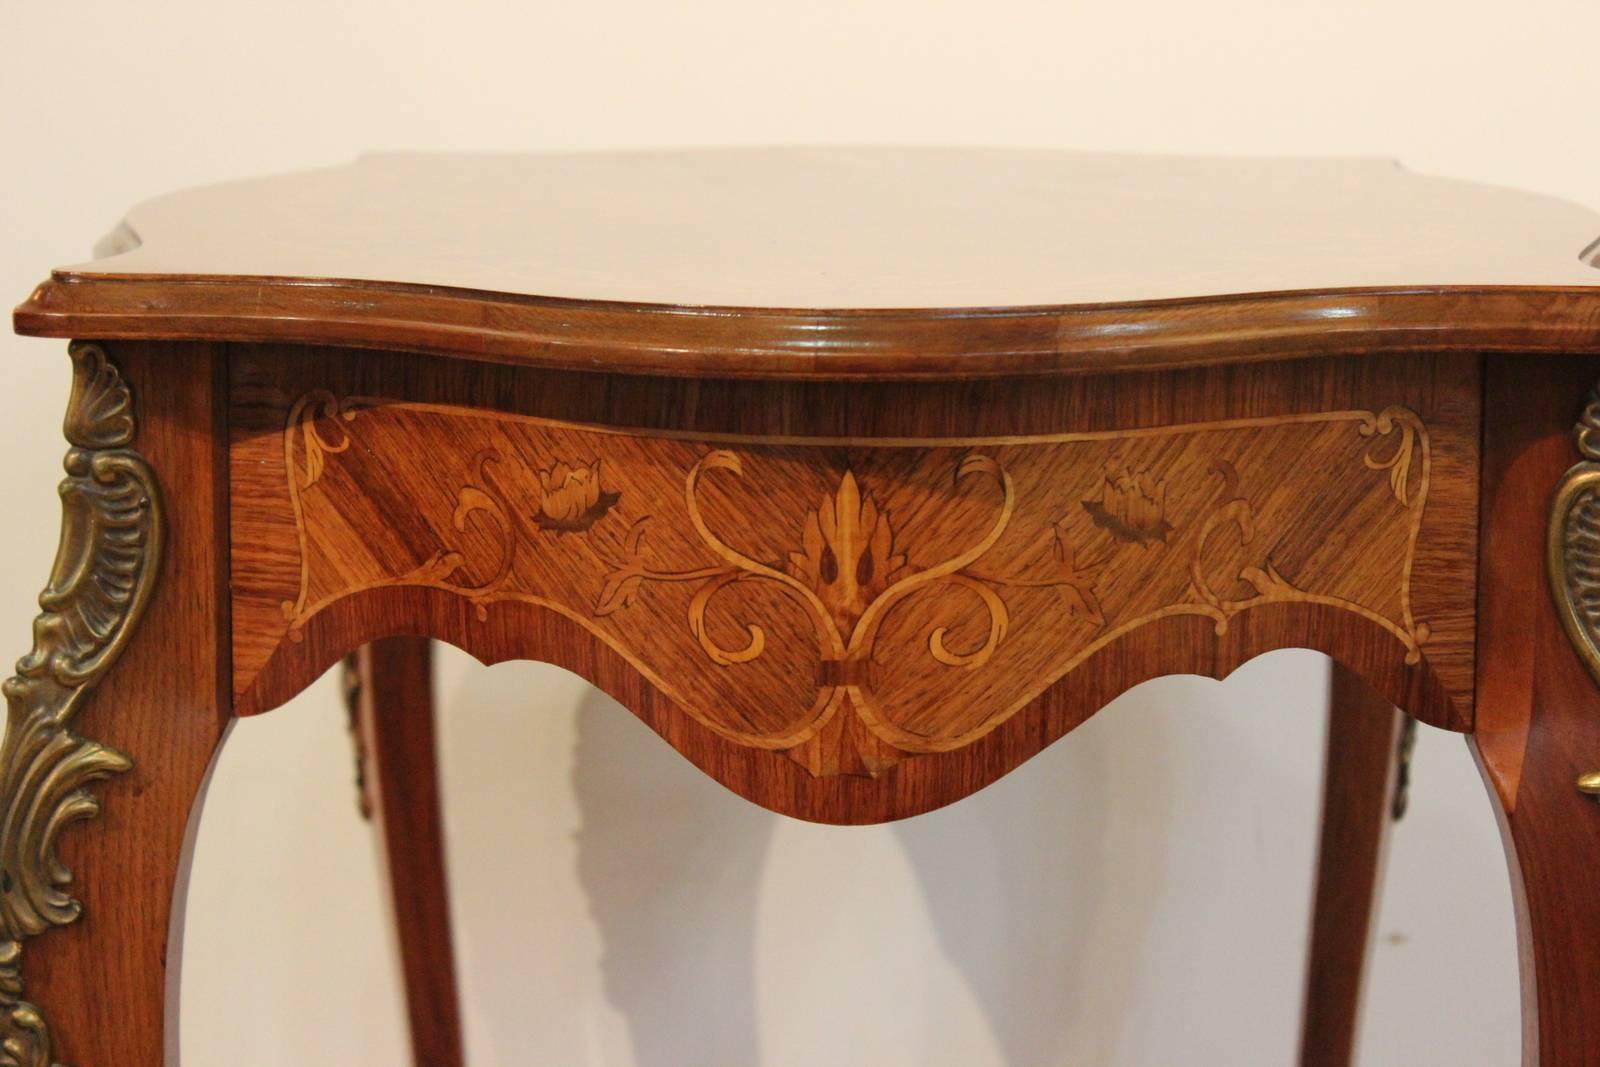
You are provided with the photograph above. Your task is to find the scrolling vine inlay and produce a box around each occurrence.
[0,343,163,1067]
[270,393,1431,777]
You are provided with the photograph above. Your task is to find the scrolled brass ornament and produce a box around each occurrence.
[1549,389,1600,685]
[1544,385,1600,800]
[0,342,163,1067]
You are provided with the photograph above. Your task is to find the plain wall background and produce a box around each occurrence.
[4,1,1597,1063]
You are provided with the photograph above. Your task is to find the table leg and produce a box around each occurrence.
[348,637,465,1067]
[1299,663,1404,1067]
[0,342,231,1066]
[1476,354,1600,1066]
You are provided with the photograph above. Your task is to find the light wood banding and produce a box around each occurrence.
[230,346,1478,819]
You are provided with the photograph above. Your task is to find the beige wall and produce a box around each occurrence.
[4,0,1596,1063]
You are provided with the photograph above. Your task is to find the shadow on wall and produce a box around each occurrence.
[570,685,1165,1067]
[442,653,1184,1066]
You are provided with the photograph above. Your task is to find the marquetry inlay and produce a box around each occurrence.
[265,394,1430,777]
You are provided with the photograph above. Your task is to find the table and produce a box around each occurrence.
[8,148,1600,1065]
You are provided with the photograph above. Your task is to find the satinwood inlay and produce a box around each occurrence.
[262,391,1430,777]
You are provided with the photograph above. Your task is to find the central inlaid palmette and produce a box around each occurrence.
[275,394,1429,777]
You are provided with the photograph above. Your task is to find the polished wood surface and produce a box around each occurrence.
[36,149,1600,303]
[15,149,1600,378]
[11,150,1600,1063]
[1300,665,1404,1067]
[1473,354,1600,1064]
[20,343,233,1066]
[229,346,1477,820]
[349,638,464,1067]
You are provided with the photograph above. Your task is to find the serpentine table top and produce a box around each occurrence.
[11,147,1600,1066]
[18,147,1600,376]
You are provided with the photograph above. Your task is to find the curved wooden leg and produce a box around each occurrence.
[348,637,465,1067]
[1475,354,1600,1065]
[1298,663,1405,1067]
[0,342,231,1065]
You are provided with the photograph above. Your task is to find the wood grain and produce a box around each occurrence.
[14,150,1600,379]
[1473,354,1600,1066]
[1299,664,1403,1067]
[32,149,1600,301]
[350,638,464,1067]
[18,277,1600,383]
[8,148,1600,1058]
[23,341,232,1066]
[230,345,1479,821]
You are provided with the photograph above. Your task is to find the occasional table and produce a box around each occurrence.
[7,148,1600,1065]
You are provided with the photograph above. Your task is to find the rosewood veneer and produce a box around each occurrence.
[8,147,1600,1064]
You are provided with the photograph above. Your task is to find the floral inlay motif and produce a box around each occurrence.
[1083,466,1172,544]
[536,460,619,532]
[273,396,1433,777]
[590,453,1065,682]
[788,470,910,637]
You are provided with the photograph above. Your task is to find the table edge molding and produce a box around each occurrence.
[16,277,1600,379]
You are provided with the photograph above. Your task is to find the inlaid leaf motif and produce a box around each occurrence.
[1239,561,1300,599]
[1050,522,1106,626]
[1362,411,1418,505]
[788,471,908,634]
[275,392,1436,779]
[596,521,653,616]
[285,390,354,491]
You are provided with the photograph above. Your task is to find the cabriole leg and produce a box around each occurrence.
[1476,354,1600,1065]
[1299,662,1406,1067]
[0,342,230,1066]
[346,637,464,1067]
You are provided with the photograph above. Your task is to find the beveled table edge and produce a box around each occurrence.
[16,273,1600,379]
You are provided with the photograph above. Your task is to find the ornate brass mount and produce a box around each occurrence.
[1390,717,1418,821]
[0,343,163,1067]
[1547,385,1600,799]
[339,654,373,820]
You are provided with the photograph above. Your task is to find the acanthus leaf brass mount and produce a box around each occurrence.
[1548,386,1600,800]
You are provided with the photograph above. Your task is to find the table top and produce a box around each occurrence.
[16,147,1600,378]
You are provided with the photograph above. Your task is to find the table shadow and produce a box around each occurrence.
[569,685,1172,1066]
[571,687,775,1066]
